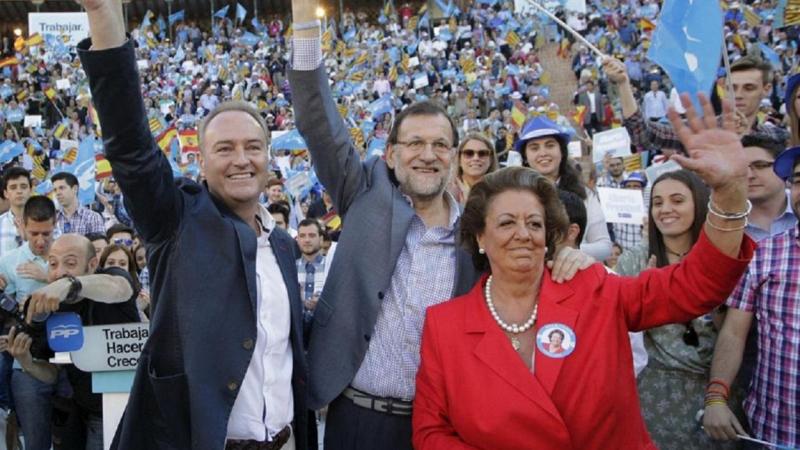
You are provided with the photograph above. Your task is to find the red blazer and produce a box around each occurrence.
[413,232,755,450]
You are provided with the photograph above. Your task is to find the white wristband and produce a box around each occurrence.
[293,19,321,31]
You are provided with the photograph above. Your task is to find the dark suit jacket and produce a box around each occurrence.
[78,40,308,450]
[288,66,480,410]
[575,88,605,124]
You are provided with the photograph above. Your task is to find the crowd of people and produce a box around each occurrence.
[0,0,797,448]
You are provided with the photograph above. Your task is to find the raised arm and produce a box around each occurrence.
[76,0,182,243]
[287,0,367,217]
[25,273,134,322]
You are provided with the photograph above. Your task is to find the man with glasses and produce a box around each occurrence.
[703,145,800,449]
[106,224,135,250]
[52,172,105,237]
[287,0,591,447]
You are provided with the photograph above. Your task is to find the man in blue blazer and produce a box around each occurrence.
[73,1,308,449]
[287,0,590,448]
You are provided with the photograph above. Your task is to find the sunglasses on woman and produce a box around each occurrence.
[461,149,491,159]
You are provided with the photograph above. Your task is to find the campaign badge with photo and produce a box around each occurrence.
[536,323,577,359]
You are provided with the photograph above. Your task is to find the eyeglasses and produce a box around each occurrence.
[395,139,453,155]
[748,160,774,171]
[114,238,133,247]
[461,149,492,159]
[682,322,699,347]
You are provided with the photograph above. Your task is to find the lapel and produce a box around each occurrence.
[465,275,567,425]
[388,188,414,276]
[533,269,579,395]
[231,218,259,316]
[269,231,304,349]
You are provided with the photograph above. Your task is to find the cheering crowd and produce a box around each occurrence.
[0,0,798,448]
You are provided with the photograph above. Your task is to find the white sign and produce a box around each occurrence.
[56,79,71,90]
[23,115,42,128]
[28,12,90,46]
[413,73,429,89]
[408,56,420,69]
[515,0,586,14]
[71,323,149,372]
[597,187,646,225]
[136,59,149,70]
[592,127,632,163]
[285,172,311,198]
[567,141,582,159]
[644,159,681,185]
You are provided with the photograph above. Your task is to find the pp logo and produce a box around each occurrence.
[46,313,84,352]
[50,325,80,339]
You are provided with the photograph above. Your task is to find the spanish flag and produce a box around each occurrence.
[53,120,68,139]
[0,57,18,69]
[321,210,341,231]
[156,126,178,154]
[638,18,656,32]
[572,105,587,126]
[95,154,112,179]
[178,129,199,153]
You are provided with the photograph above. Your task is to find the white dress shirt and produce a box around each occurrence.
[226,207,294,442]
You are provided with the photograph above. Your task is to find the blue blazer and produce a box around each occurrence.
[289,67,480,410]
[78,40,309,450]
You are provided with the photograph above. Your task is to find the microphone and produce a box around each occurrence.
[46,313,84,352]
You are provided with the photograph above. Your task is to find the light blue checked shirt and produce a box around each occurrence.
[0,243,47,303]
[351,194,459,401]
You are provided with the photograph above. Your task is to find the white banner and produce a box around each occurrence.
[597,187,646,225]
[592,127,632,163]
[28,12,90,46]
[515,0,586,14]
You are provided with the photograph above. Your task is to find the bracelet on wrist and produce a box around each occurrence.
[706,379,731,398]
[707,199,751,221]
[705,216,747,232]
[293,19,321,31]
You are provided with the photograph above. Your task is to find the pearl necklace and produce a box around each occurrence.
[484,275,538,351]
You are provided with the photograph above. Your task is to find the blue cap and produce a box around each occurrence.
[622,171,647,188]
[785,73,800,112]
[514,117,571,152]
[773,145,800,180]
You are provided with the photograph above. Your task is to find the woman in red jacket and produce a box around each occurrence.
[412,94,755,449]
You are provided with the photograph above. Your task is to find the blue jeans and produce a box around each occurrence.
[11,369,55,450]
[0,352,13,411]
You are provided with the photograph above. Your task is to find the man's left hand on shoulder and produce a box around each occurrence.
[548,247,595,283]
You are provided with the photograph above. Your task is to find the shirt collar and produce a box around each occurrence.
[402,191,460,230]
[255,204,276,239]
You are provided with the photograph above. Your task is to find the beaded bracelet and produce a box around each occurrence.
[706,379,731,398]
[706,217,747,232]
[707,199,752,221]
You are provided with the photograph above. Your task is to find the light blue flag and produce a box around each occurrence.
[387,47,400,63]
[367,96,394,118]
[759,43,781,69]
[405,42,418,55]
[419,12,430,29]
[252,17,265,33]
[272,129,308,150]
[236,3,247,22]
[343,28,356,42]
[141,10,152,29]
[168,10,185,25]
[0,85,12,100]
[214,5,230,19]
[367,137,386,158]
[156,15,167,33]
[0,140,24,164]
[438,28,453,41]
[62,137,97,206]
[35,179,52,196]
[647,0,723,113]
[240,32,260,47]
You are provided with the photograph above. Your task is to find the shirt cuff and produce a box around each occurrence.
[292,37,322,71]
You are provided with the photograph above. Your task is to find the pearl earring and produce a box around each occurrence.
[479,248,485,254]
[545,246,549,254]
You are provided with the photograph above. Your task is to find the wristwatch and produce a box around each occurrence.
[64,275,82,304]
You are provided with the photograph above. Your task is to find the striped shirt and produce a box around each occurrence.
[727,226,800,447]
[351,194,459,400]
[0,210,23,258]
[296,254,326,301]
